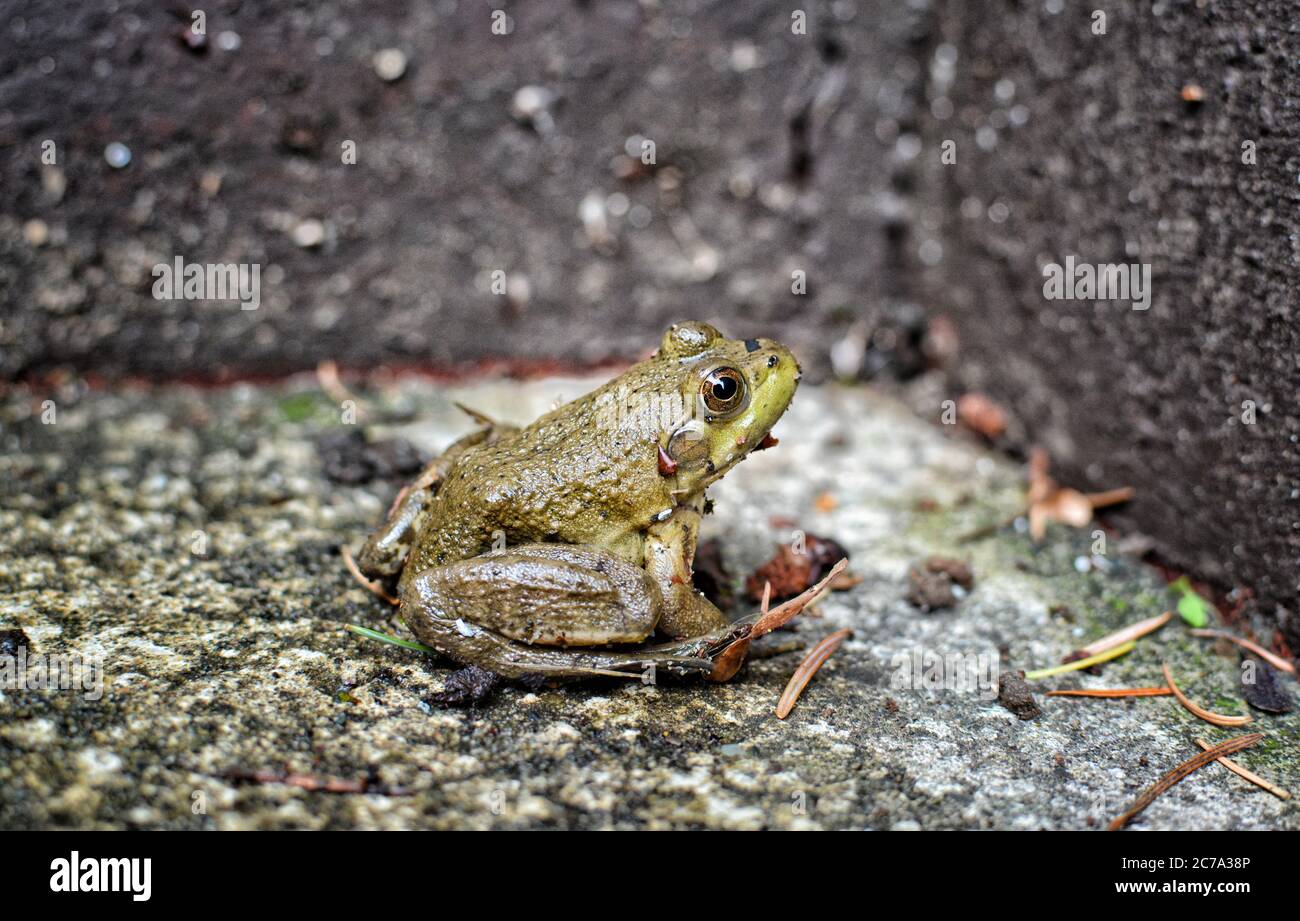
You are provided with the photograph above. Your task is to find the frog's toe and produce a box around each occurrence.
[429,665,501,707]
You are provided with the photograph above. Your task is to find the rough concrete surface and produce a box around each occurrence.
[2,372,1295,830]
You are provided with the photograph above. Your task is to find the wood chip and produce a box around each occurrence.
[1108,733,1264,831]
[1194,737,1291,800]
[1163,663,1252,727]
[777,628,852,719]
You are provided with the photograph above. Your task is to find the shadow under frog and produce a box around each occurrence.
[356,321,801,702]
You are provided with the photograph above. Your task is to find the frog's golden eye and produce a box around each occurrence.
[700,366,748,417]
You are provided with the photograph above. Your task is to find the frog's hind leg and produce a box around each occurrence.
[356,420,517,582]
[401,544,715,680]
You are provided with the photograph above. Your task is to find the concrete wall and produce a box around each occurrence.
[913,0,1299,628]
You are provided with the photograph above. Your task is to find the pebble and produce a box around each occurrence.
[104,142,132,169]
[291,219,326,248]
[23,219,49,247]
[373,48,407,82]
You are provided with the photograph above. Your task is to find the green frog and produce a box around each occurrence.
[357,321,800,687]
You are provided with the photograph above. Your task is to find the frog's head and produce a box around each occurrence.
[657,321,800,492]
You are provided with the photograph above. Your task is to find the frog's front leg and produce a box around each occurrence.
[357,420,515,581]
[643,506,730,639]
[401,544,714,680]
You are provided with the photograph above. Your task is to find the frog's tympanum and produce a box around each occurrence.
[357,321,800,686]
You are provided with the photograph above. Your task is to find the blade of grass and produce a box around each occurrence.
[346,623,439,655]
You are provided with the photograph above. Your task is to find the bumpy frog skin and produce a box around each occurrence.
[357,321,799,683]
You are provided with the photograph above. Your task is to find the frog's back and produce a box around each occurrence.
[406,379,676,577]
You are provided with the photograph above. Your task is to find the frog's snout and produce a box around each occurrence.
[745,338,800,424]
[751,339,800,388]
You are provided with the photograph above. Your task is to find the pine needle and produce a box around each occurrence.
[1188,629,1295,675]
[1046,687,1172,698]
[1025,641,1135,680]
[776,628,852,719]
[1108,733,1264,831]
[341,545,399,605]
[1162,663,1252,727]
[1194,737,1291,800]
[1077,611,1171,658]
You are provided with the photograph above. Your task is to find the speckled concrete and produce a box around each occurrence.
[1,373,1295,829]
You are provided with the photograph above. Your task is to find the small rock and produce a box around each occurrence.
[178,26,207,52]
[291,219,326,248]
[373,48,407,82]
[997,669,1041,720]
[510,85,555,131]
[104,142,132,169]
[1242,656,1293,713]
[0,628,32,657]
[923,556,974,590]
[317,429,425,485]
[22,219,49,247]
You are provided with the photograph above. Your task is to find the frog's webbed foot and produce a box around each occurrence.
[430,665,501,707]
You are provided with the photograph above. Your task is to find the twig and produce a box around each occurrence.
[316,359,361,408]
[1085,487,1135,508]
[1107,733,1264,831]
[1194,737,1291,800]
[1077,611,1171,658]
[1188,629,1295,675]
[777,628,852,719]
[340,545,399,605]
[1162,663,1252,727]
[1047,687,1173,698]
[1024,641,1135,680]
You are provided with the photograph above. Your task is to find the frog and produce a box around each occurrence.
[356,320,800,689]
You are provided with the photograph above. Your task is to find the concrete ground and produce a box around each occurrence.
[1,372,1295,829]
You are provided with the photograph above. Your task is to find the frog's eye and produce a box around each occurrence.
[700,366,748,417]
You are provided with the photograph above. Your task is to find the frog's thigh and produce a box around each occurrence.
[405,544,662,647]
